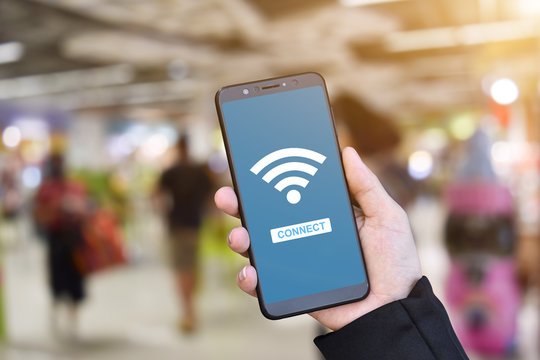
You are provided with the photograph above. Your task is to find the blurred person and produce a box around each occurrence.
[444,130,519,356]
[215,147,468,359]
[1,166,22,220]
[333,94,418,208]
[33,154,88,338]
[154,135,212,333]
[368,149,418,209]
[0,164,23,248]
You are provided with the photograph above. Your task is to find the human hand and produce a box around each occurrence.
[214,147,422,331]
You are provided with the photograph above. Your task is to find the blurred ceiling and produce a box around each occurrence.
[0,0,539,120]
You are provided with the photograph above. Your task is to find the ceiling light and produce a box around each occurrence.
[517,0,540,16]
[167,59,189,80]
[386,28,456,52]
[385,20,538,53]
[0,64,134,99]
[0,42,25,65]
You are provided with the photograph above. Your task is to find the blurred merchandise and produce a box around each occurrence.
[444,130,520,356]
[72,169,131,224]
[446,257,519,355]
[75,208,127,275]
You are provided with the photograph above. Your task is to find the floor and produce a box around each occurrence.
[0,211,318,360]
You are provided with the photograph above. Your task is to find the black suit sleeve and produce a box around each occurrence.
[314,277,468,360]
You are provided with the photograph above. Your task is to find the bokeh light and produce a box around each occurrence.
[490,78,519,105]
[21,166,42,188]
[449,114,476,140]
[107,134,137,159]
[408,150,434,180]
[140,133,170,159]
[13,117,49,141]
[418,128,449,153]
[2,125,22,148]
[208,152,229,174]
[491,141,513,164]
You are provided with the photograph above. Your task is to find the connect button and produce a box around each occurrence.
[270,218,332,244]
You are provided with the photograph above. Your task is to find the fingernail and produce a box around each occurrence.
[239,266,248,281]
[346,146,364,164]
[227,231,232,246]
[346,147,362,161]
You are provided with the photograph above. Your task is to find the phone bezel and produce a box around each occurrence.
[215,72,370,319]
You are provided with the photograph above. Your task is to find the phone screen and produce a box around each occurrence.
[218,74,368,317]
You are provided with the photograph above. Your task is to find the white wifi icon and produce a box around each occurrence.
[250,147,327,204]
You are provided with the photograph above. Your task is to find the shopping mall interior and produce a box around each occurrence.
[1,0,540,359]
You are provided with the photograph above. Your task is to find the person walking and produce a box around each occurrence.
[34,154,87,339]
[155,135,212,333]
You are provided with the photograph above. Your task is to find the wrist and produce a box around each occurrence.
[320,276,423,330]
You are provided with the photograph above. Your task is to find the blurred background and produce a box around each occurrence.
[0,0,539,359]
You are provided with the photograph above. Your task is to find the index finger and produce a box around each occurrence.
[214,186,240,218]
[342,147,396,218]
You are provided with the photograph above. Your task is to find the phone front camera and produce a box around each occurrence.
[292,79,299,86]
[254,86,260,92]
[243,88,249,95]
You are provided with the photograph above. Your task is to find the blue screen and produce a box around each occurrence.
[222,85,366,304]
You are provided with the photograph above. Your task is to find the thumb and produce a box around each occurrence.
[342,147,394,218]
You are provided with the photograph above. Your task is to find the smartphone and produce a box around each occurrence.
[215,72,369,319]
